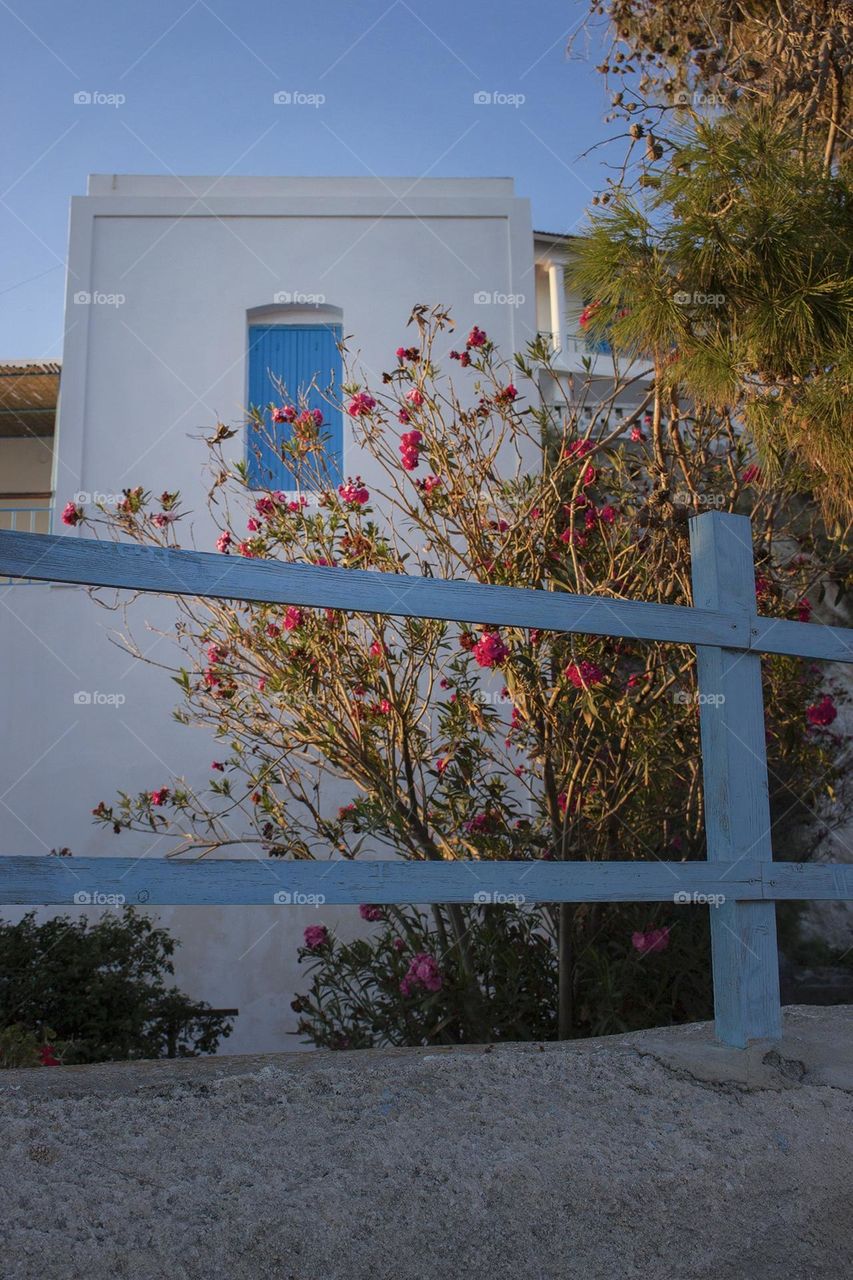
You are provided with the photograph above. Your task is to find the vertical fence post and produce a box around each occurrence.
[689,511,782,1047]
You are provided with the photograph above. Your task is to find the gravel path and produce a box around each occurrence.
[2,1006,851,1280]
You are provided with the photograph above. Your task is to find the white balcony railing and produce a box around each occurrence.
[538,330,612,363]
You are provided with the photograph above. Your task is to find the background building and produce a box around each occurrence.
[0,175,649,1053]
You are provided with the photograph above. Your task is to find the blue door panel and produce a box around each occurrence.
[247,324,343,488]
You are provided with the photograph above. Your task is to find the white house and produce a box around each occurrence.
[0,176,649,1054]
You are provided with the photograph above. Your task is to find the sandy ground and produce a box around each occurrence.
[1,1005,851,1280]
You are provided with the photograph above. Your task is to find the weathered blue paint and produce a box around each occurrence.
[1,513,851,1051]
[0,529,850,664]
[690,512,782,1047]
[1,855,850,908]
[247,324,343,488]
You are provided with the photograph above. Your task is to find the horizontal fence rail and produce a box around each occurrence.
[0,529,850,662]
[0,511,851,1051]
[2,856,851,907]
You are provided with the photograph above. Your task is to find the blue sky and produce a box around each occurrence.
[0,0,610,358]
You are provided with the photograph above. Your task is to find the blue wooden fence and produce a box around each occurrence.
[0,511,851,1048]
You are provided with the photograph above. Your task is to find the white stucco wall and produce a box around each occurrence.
[0,176,539,1054]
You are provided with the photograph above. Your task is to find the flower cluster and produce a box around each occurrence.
[472,630,509,669]
[631,927,670,955]
[61,501,83,527]
[399,429,423,471]
[338,476,369,506]
[347,392,376,418]
[399,952,443,996]
[565,660,605,688]
[806,694,837,727]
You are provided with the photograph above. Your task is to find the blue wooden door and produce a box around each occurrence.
[247,324,343,488]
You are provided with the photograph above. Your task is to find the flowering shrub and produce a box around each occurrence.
[291,903,718,1047]
[81,305,847,1042]
[0,911,232,1062]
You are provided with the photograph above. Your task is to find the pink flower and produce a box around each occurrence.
[472,630,509,668]
[216,531,232,554]
[393,937,405,951]
[369,639,385,659]
[405,387,424,407]
[283,606,304,631]
[436,756,448,774]
[564,440,594,462]
[565,660,604,688]
[61,501,83,527]
[39,1044,60,1067]
[338,476,369,506]
[272,405,296,424]
[359,904,383,922]
[742,465,762,486]
[632,927,670,955]
[346,392,376,417]
[400,952,443,995]
[573,300,601,330]
[211,761,225,771]
[630,426,645,442]
[465,811,500,834]
[304,925,329,950]
[466,326,487,348]
[398,408,411,424]
[796,598,812,623]
[246,518,260,532]
[496,383,517,403]
[578,300,601,329]
[150,788,170,806]
[399,428,423,471]
[806,695,837,727]
[422,474,443,493]
[599,505,616,524]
